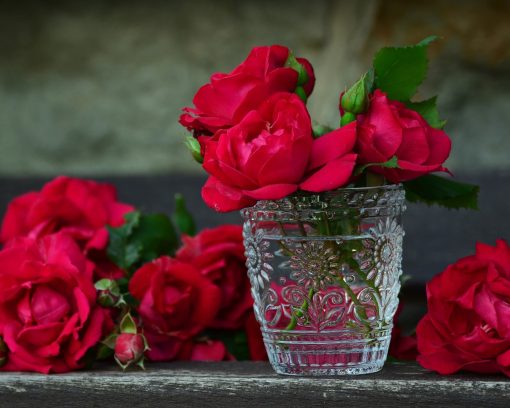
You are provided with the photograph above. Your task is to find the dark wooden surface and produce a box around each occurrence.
[0,362,508,407]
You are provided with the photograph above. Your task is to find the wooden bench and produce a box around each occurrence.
[0,362,509,407]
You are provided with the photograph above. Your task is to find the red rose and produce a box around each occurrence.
[180,45,315,136]
[202,93,356,212]
[299,121,358,193]
[417,239,510,376]
[129,257,221,361]
[114,333,145,366]
[201,92,313,211]
[0,233,112,374]
[356,90,451,182]
[389,304,418,361]
[245,312,268,361]
[177,339,233,361]
[0,176,134,278]
[176,225,251,330]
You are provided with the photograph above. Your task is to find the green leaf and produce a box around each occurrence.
[106,211,141,270]
[124,241,143,268]
[94,278,115,291]
[132,213,179,263]
[405,97,446,129]
[418,35,439,46]
[172,194,196,236]
[96,343,114,360]
[354,156,399,176]
[101,333,118,350]
[373,36,438,101]
[120,313,137,335]
[119,211,141,236]
[203,330,250,361]
[106,210,179,273]
[136,359,146,370]
[404,174,479,210]
[364,67,375,92]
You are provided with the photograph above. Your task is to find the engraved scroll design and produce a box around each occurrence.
[269,285,347,331]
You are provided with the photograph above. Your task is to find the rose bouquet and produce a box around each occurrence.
[180,40,478,212]
[0,177,266,373]
[180,38,479,375]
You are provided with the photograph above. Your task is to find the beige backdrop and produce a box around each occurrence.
[0,0,509,175]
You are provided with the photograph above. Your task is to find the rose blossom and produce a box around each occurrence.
[0,233,112,374]
[180,45,315,136]
[129,257,221,361]
[417,239,510,376]
[0,176,134,278]
[201,93,357,212]
[176,225,251,330]
[356,89,451,182]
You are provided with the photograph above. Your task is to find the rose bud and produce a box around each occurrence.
[97,290,119,307]
[340,112,356,127]
[356,89,451,182]
[285,53,308,86]
[95,278,121,307]
[340,70,373,115]
[296,57,315,96]
[113,313,149,370]
[114,333,146,368]
[0,337,7,367]
[295,86,307,102]
[184,136,203,164]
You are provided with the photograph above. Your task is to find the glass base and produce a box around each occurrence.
[263,328,391,376]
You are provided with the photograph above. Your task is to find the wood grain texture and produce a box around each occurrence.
[0,362,509,408]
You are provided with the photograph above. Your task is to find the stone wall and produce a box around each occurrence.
[0,0,509,176]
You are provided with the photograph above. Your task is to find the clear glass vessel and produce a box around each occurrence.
[241,185,406,376]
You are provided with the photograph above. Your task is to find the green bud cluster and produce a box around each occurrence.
[285,52,309,102]
[185,136,203,164]
[340,69,374,126]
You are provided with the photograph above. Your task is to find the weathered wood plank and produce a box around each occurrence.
[0,362,508,408]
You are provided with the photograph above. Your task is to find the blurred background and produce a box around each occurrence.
[0,0,509,305]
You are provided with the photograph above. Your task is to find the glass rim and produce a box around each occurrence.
[241,183,405,215]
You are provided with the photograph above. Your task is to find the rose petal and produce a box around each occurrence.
[300,154,357,192]
[396,126,429,164]
[201,177,255,212]
[425,127,452,165]
[307,122,356,170]
[242,183,298,200]
[366,90,403,157]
